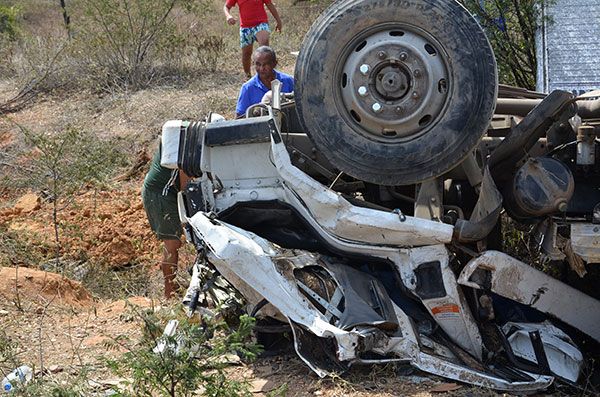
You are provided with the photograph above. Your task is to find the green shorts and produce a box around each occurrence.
[142,186,182,241]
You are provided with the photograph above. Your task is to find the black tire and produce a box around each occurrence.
[295,0,497,186]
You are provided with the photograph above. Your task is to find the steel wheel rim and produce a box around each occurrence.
[336,23,451,143]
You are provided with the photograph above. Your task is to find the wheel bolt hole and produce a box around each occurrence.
[424,43,437,55]
[419,115,432,127]
[355,40,367,52]
[438,78,447,94]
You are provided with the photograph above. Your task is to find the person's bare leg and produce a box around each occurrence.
[256,30,270,46]
[161,239,181,298]
[242,44,253,77]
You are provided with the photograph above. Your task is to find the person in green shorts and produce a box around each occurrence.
[142,145,189,299]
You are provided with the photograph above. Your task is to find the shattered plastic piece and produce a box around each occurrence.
[153,319,179,354]
[502,322,583,382]
[571,223,600,268]
[459,251,600,342]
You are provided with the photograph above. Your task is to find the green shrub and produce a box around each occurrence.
[0,5,19,75]
[0,5,20,40]
[106,305,261,397]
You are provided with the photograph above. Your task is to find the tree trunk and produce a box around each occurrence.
[59,0,72,39]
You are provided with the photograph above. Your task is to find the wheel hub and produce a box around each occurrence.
[339,27,450,141]
[375,64,410,100]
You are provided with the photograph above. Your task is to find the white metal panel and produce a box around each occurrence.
[571,223,600,263]
[203,142,279,181]
[459,251,600,341]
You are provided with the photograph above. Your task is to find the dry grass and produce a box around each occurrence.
[0,0,332,97]
[0,0,335,174]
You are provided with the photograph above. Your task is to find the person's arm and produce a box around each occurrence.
[236,85,250,117]
[265,2,282,32]
[223,2,237,25]
[179,170,191,191]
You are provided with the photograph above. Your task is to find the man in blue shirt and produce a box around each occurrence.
[236,46,294,117]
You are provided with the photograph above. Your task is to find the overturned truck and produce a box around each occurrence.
[163,0,600,392]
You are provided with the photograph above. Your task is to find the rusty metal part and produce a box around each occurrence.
[339,27,450,141]
[497,84,547,99]
[414,179,443,221]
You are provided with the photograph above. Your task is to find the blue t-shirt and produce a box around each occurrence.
[236,70,294,116]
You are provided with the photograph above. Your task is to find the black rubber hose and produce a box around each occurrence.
[576,97,600,119]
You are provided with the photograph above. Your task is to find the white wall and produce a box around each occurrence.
[536,0,600,95]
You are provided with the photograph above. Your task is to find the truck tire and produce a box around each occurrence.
[295,0,497,185]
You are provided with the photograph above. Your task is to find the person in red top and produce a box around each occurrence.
[223,0,282,77]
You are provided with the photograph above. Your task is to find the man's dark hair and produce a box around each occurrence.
[253,46,277,64]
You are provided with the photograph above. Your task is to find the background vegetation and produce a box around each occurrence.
[0,0,331,97]
[460,0,551,90]
[0,0,544,104]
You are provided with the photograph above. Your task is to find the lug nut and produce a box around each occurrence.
[359,64,370,75]
[558,201,568,212]
[377,51,387,60]
[399,52,408,61]
[372,103,383,113]
[358,86,368,96]
[412,91,419,99]
[395,106,403,114]
[414,69,421,78]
